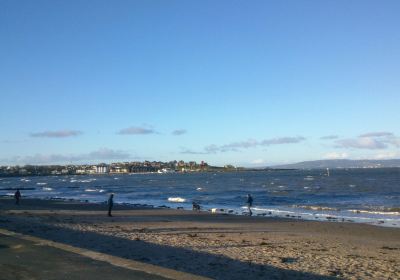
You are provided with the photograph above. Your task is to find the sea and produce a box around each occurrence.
[1,168,399,228]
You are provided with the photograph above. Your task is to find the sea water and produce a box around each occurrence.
[1,168,399,227]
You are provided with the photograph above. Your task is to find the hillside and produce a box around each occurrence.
[272,159,400,169]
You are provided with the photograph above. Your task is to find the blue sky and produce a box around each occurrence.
[1,0,399,166]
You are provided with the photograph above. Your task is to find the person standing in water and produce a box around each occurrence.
[107,193,114,217]
[246,193,253,216]
[14,189,21,205]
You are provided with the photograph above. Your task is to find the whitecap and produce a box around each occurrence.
[168,197,186,203]
[80,180,93,183]
[37,183,47,185]
[348,209,400,216]
[42,187,53,191]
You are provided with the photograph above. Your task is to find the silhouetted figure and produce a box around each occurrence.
[108,193,114,217]
[14,189,21,205]
[246,194,253,216]
[192,201,200,211]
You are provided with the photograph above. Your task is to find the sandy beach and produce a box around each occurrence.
[0,198,399,280]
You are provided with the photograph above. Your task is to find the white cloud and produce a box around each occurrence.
[204,144,221,153]
[335,132,400,150]
[30,130,83,138]
[385,136,400,147]
[261,137,306,145]
[219,139,259,152]
[172,129,187,136]
[371,151,400,160]
[1,148,133,165]
[359,132,394,138]
[180,148,207,155]
[335,137,387,149]
[199,136,305,154]
[320,135,339,140]
[118,126,156,135]
[251,159,266,164]
[323,152,349,160]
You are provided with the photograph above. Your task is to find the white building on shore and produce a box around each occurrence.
[95,165,108,174]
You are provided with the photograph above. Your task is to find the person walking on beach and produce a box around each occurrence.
[107,193,114,217]
[246,193,253,216]
[14,189,21,205]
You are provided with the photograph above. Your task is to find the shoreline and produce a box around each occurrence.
[1,197,399,279]
[2,170,400,229]
[2,193,399,229]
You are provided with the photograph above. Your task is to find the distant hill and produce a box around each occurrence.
[271,159,400,169]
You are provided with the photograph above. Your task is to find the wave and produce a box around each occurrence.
[84,188,105,193]
[168,197,186,203]
[348,209,400,216]
[292,205,339,211]
[252,207,293,214]
[80,179,95,183]
[37,182,47,185]
[42,187,53,191]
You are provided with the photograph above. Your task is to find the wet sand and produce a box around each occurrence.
[1,198,399,279]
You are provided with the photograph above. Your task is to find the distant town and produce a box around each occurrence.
[0,160,253,177]
[1,158,399,177]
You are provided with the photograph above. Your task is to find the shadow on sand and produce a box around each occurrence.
[0,217,340,280]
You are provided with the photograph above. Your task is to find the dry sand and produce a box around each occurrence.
[0,198,399,279]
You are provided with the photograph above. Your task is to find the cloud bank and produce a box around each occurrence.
[358,132,394,138]
[2,148,132,165]
[181,136,306,154]
[335,138,388,149]
[118,126,156,135]
[320,135,339,140]
[323,152,349,159]
[335,131,400,150]
[30,130,83,138]
[172,129,187,136]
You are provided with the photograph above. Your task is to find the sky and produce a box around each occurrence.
[1,0,400,167]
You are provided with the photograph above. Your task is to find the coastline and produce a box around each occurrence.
[1,197,399,279]
[2,192,399,229]
[2,169,399,229]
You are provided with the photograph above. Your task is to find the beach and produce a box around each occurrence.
[0,198,399,280]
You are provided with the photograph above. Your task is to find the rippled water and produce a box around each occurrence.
[1,168,399,227]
